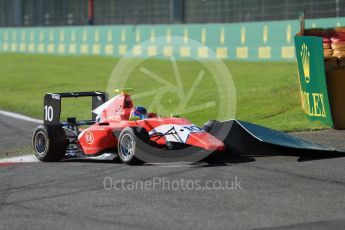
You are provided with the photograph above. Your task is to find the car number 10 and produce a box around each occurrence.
[44,105,53,121]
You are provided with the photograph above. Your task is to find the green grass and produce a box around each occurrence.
[0,53,327,131]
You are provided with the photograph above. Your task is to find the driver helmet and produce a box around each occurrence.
[132,106,147,120]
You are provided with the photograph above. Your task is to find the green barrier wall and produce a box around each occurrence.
[0,17,344,61]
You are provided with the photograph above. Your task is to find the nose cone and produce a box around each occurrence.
[186,132,225,151]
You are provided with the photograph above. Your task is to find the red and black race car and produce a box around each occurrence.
[32,89,340,165]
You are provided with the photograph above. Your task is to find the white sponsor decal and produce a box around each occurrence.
[149,124,203,143]
[51,94,60,100]
[85,131,95,144]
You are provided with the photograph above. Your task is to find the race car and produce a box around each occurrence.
[32,89,341,165]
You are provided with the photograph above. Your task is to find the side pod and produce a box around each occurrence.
[204,119,341,155]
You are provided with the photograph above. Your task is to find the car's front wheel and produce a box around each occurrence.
[117,127,145,165]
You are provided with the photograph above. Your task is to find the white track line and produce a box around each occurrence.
[0,110,41,163]
[0,110,42,124]
[0,154,38,163]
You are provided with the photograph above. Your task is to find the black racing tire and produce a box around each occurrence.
[32,125,68,162]
[133,126,150,143]
[117,127,146,165]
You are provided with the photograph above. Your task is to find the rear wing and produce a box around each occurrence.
[43,91,108,125]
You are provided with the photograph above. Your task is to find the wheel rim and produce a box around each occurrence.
[34,131,47,156]
[119,133,134,160]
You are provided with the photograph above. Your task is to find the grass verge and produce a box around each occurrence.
[0,53,326,131]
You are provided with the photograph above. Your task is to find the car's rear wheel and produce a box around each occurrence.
[32,125,68,162]
[118,127,144,165]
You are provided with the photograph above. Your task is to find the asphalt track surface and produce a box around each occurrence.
[1,114,345,230]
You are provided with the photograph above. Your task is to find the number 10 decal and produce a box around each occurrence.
[184,125,203,132]
[44,105,54,121]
